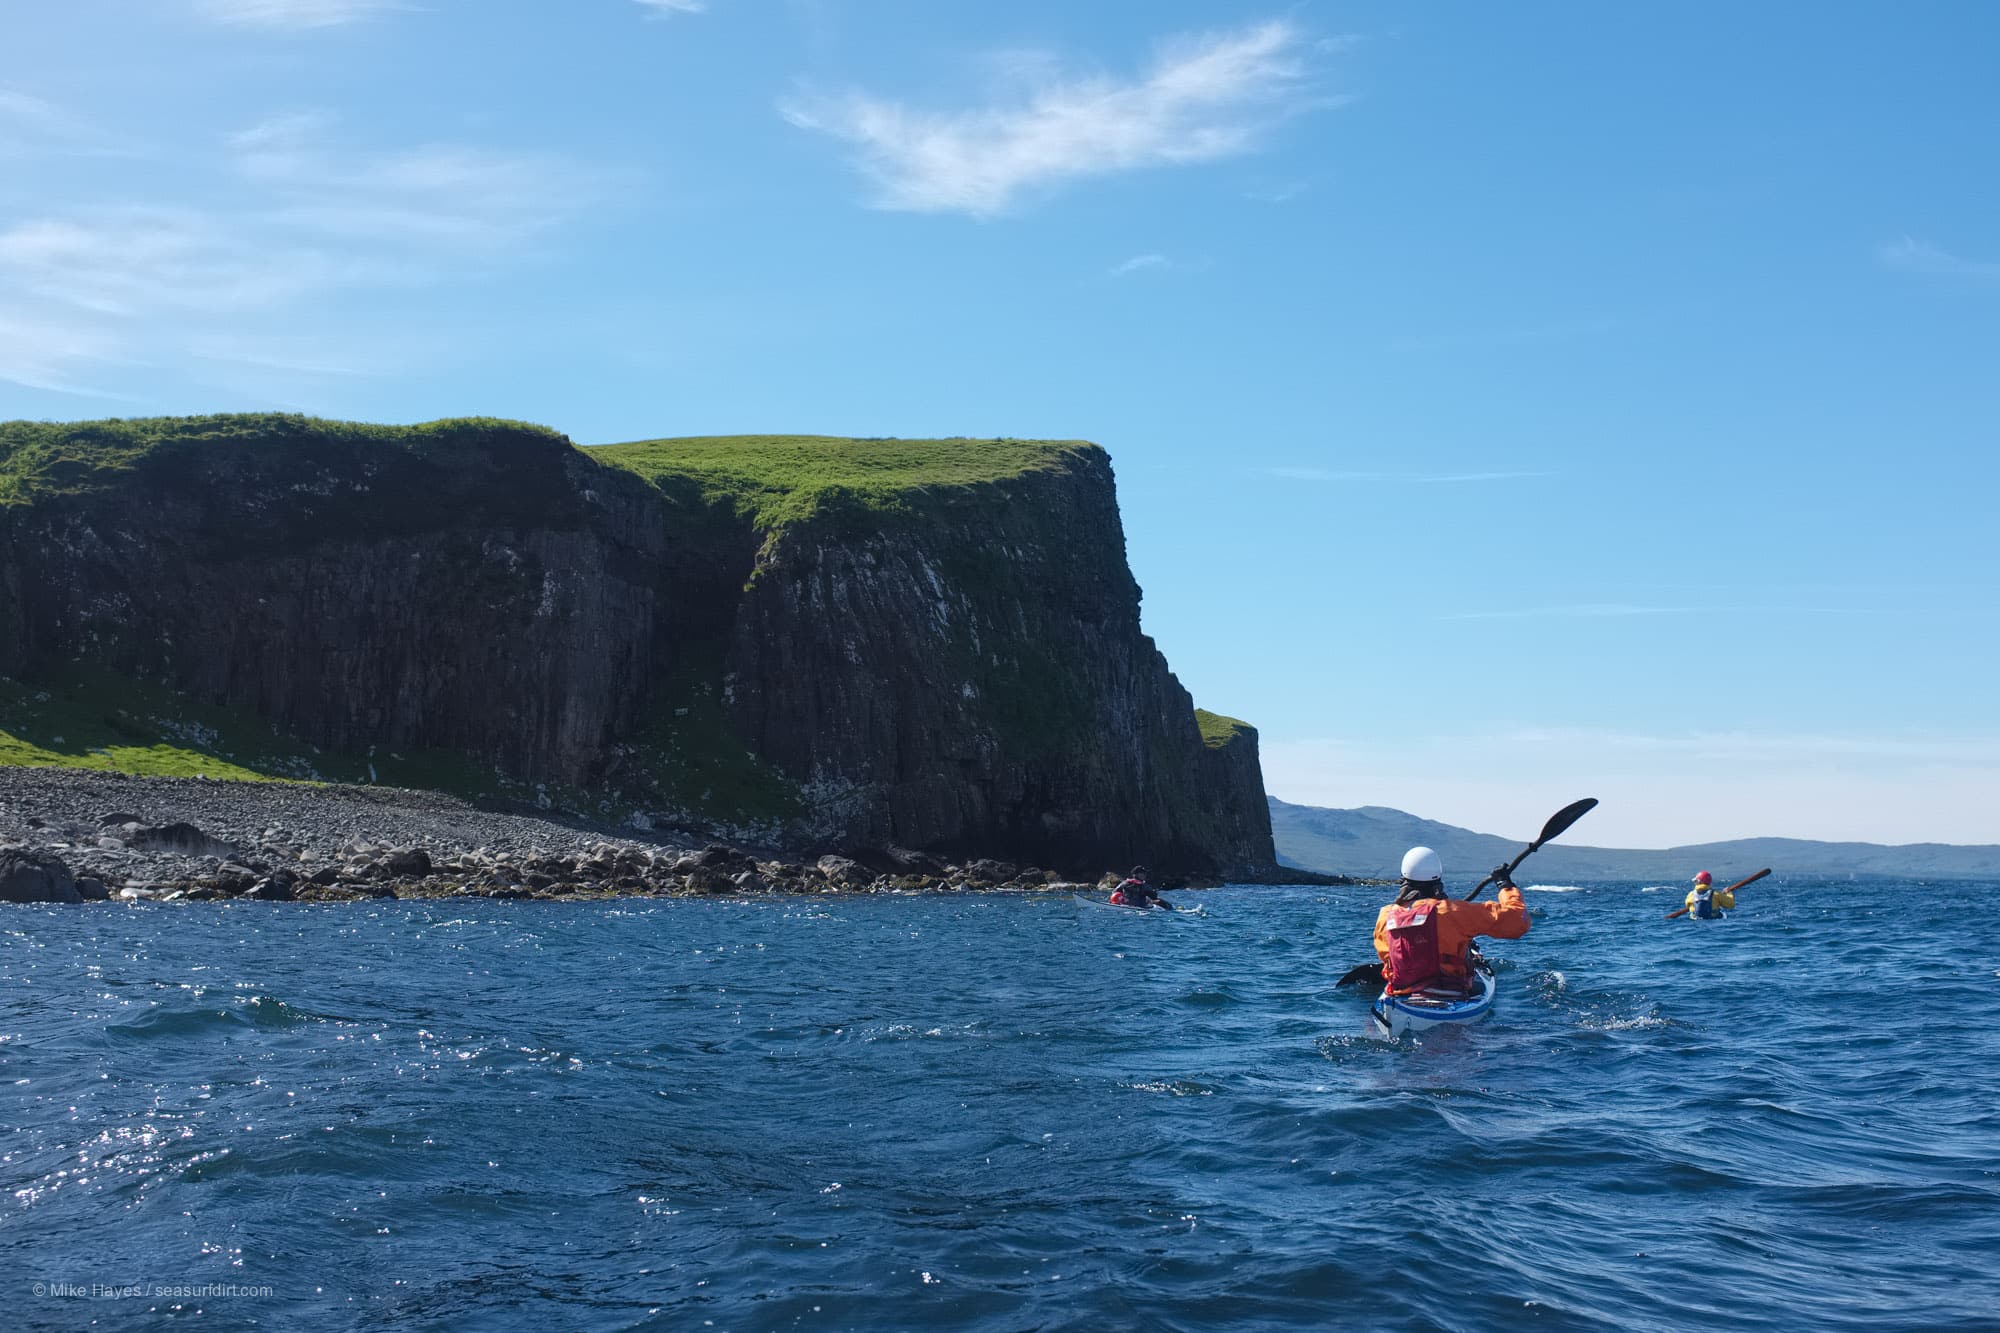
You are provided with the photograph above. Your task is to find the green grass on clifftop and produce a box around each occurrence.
[0,413,567,506]
[591,435,1097,533]
[1194,709,1255,749]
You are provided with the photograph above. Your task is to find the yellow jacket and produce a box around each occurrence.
[1684,888,1735,913]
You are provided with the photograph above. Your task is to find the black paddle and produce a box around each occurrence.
[1464,797,1600,901]
[1665,867,1770,920]
[1334,797,1598,988]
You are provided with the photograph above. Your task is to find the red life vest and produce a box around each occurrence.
[1109,889,1129,905]
[1383,901,1444,992]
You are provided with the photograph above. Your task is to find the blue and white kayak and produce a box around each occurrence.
[1370,962,1497,1038]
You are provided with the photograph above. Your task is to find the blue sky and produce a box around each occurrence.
[3,1,1996,846]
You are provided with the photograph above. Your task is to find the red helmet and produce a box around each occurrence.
[1692,870,1713,886]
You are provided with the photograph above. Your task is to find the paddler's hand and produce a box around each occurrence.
[1491,865,1516,890]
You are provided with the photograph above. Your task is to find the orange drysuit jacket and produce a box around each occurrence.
[1373,887,1530,994]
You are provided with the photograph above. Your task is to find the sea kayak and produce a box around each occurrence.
[1072,894,1200,916]
[1370,961,1496,1038]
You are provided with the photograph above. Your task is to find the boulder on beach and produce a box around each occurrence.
[853,845,947,877]
[380,847,432,878]
[125,822,238,858]
[692,844,755,873]
[0,849,84,904]
[815,854,870,888]
[684,867,737,895]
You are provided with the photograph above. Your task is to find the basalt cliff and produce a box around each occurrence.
[0,415,1276,878]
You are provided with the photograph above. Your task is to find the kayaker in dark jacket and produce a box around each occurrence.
[1372,846,1529,994]
[1108,866,1171,909]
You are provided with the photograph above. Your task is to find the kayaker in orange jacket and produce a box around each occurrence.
[1373,846,1531,995]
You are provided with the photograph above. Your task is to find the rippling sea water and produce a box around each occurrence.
[4,880,1997,1331]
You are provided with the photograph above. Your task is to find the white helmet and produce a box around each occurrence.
[1400,846,1443,883]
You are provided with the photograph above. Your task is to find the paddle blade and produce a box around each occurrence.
[1531,797,1599,853]
[1335,963,1385,989]
[1469,797,1600,899]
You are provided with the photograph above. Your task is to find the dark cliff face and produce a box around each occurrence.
[0,416,1278,875]
[723,452,1274,875]
[0,420,674,785]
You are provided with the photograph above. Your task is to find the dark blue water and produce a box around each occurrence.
[5,881,1998,1331]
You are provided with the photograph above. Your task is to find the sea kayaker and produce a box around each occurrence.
[1683,870,1734,919]
[1108,866,1171,909]
[1373,846,1530,994]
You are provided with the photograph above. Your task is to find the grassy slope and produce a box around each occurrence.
[0,677,276,782]
[0,668,802,829]
[1194,709,1254,750]
[591,434,1098,533]
[614,653,804,826]
[0,672,500,790]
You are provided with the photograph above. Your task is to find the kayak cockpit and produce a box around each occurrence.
[1370,961,1498,1037]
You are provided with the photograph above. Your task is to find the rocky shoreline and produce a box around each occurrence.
[0,768,1285,905]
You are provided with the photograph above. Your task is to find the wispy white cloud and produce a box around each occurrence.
[0,312,131,397]
[1110,252,1168,277]
[633,0,705,15]
[0,114,619,397]
[1880,235,2000,282]
[1244,177,1308,204]
[194,0,404,27]
[1265,467,1551,484]
[782,19,1332,216]
[1,88,79,138]
[0,209,333,317]
[229,112,609,251]
[187,334,378,377]
[0,87,132,160]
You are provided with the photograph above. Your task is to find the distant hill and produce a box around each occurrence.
[1269,798,2000,882]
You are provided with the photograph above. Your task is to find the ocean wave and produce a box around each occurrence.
[1122,1079,1217,1096]
[102,994,330,1038]
[1573,1012,1673,1031]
